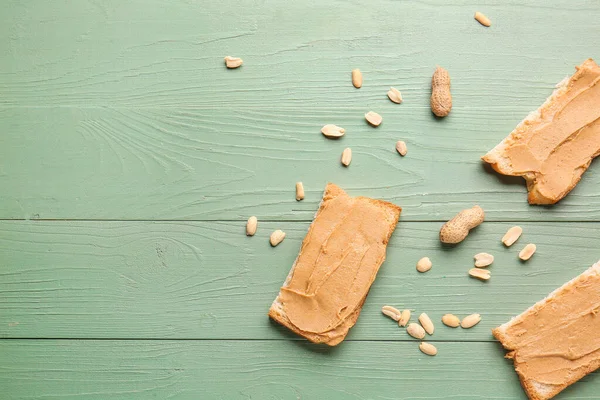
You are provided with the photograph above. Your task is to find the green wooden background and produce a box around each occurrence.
[2,1,599,398]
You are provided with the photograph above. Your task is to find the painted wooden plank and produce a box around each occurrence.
[1,1,599,109]
[3,106,600,221]
[2,220,598,340]
[1,339,598,400]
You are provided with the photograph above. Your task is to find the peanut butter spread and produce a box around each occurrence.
[277,184,400,344]
[495,263,600,391]
[483,59,600,204]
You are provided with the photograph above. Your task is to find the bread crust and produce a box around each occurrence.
[492,262,600,400]
[268,183,401,345]
[482,59,600,204]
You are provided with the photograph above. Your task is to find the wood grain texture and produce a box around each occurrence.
[1,0,599,108]
[2,220,598,340]
[2,339,598,400]
[3,106,600,221]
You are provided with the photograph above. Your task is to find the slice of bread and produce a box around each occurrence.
[269,183,401,346]
[482,58,600,204]
[493,261,600,400]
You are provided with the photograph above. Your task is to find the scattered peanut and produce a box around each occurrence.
[321,124,346,138]
[474,11,492,27]
[295,182,305,201]
[341,148,352,167]
[418,313,435,335]
[387,87,403,104]
[406,323,426,339]
[461,313,482,329]
[469,268,491,281]
[502,226,523,247]
[419,342,438,356]
[224,56,243,69]
[396,140,408,156]
[430,66,452,117]
[474,252,494,268]
[352,69,363,88]
[381,305,402,321]
[442,314,460,328]
[365,111,383,127]
[519,243,537,261]
[439,205,485,244]
[398,309,411,327]
[246,216,258,236]
[270,230,286,247]
[416,257,432,273]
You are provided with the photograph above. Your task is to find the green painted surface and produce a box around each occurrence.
[1,0,599,399]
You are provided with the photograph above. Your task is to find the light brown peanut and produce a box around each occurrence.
[502,226,523,247]
[439,205,485,244]
[396,140,408,156]
[270,230,286,247]
[365,111,382,127]
[381,305,402,321]
[398,309,411,327]
[474,11,491,27]
[224,56,243,69]
[341,148,352,167]
[295,182,305,201]
[406,323,426,339]
[442,314,460,328]
[418,313,435,335]
[461,313,481,329]
[469,268,491,281]
[352,69,363,88]
[416,257,432,273]
[419,342,438,356]
[246,216,257,236]
[430,66,452,117]
[474,252,494,268]
[387,87,403,104]
[519,243,537,261]
[321,124,346,138]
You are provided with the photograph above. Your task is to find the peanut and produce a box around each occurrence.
[224,56,243,69]
[396,140,408,156]
[474,11,491,27]
[398,309,411,327]
[321,124,346,138]
[469,268,491,281]
[416,257,432,273]
[439,205,485,244]
[419,342,438,356]
[461,313,481,329]
[406,323,426,339]
[418,313,435,335]
[519,243,537,261]
[365,111,382,127]
[341,148,352,167]
[430,66,452,117]
[442,314,460,328]
[502,226,523,247]
[474,252,494,268]
[352,69,363,88]
[246,216,257,236]
[270,230,286,247]
[381,305,402,321]
[295,182,305,201]
[387,87,403,104]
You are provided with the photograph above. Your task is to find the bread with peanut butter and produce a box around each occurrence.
[482,59,600,204]
[268,183,401,346]
[493,261,600,400]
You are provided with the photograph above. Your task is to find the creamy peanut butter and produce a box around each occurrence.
[483,59,600,204]
[494,263,600,398]
[273,183,401,345]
